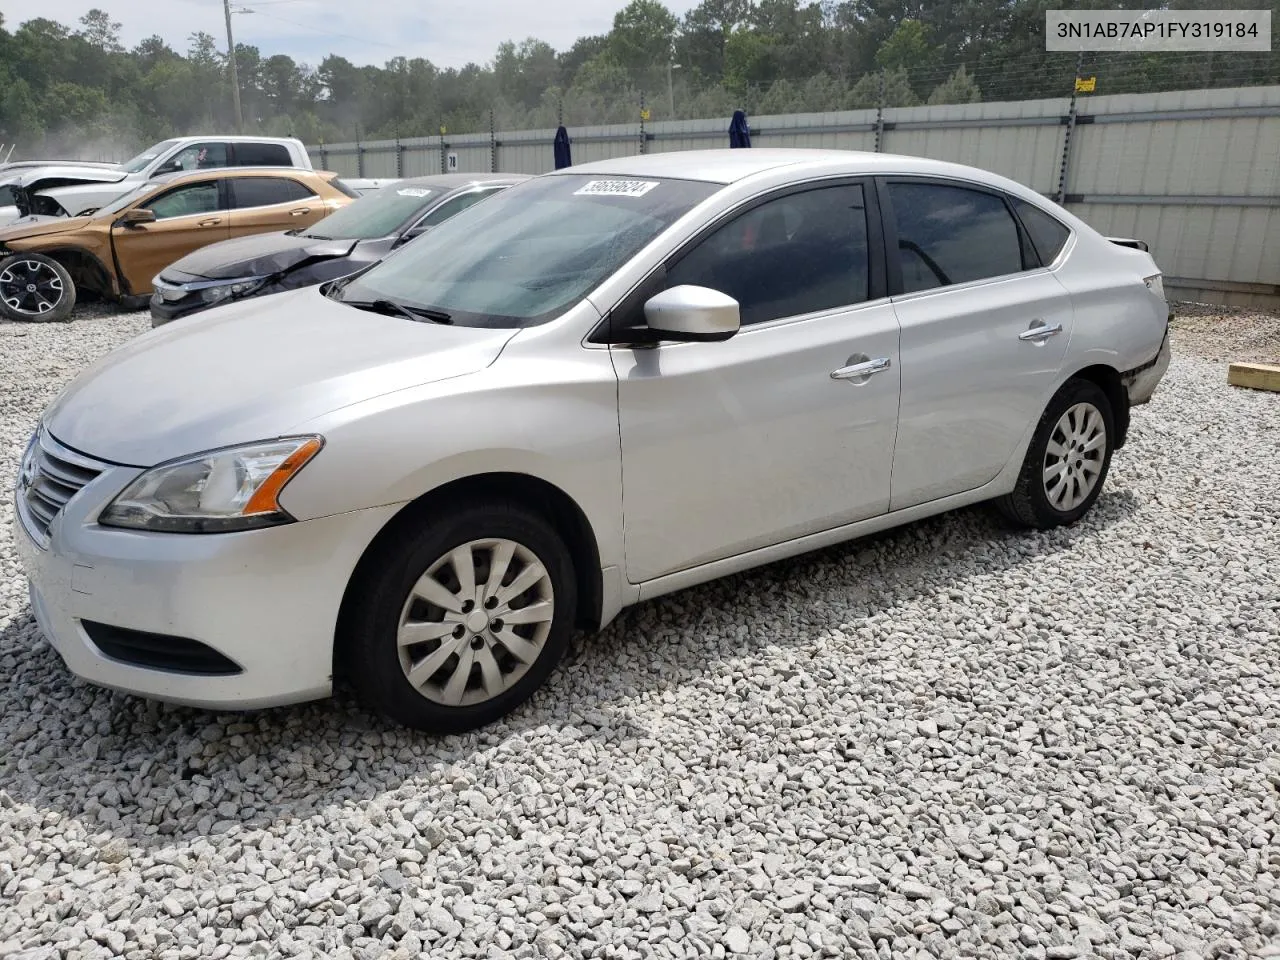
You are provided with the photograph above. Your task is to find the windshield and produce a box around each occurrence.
[304,184,439,240]
[121,139,181,174]
[95,182,158,218]
[337,174,720,327]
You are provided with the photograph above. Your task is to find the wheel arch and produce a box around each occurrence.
[1063,363,1130,448]
[38,247,115,298]
[333,471,605,678]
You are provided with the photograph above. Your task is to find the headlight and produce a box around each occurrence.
[200,277,269,305]
[99,436,323,533]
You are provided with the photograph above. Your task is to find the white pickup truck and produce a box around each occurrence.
[0,136,313,224]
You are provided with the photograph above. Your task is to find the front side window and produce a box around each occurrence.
[145,182,222,220]
[1013,198,1071,265]
[667,184,871,325]
[160,142,229,175]
[229,177,314,209]
[888,182,1023,294]
[337,174,720,327]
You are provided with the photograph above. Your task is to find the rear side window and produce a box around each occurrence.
[230,177,315,209]
[1013,198,1071,265]
[887,182,1023,294]
[233,143,292,166]
[667,184,870,325]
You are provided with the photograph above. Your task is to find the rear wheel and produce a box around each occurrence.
[996,378,1114,529]
[343,500,576,732]
[0,253,76,322]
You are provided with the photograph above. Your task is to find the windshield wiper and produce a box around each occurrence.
[342,297,452,324]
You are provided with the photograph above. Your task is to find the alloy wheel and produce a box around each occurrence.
[0,259,64,317]
[396,538,555,707]
[1042,401,1107,512]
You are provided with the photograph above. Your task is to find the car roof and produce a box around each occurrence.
[396,173,532,190]
[143,166,324,186]
[550,148,1014,187]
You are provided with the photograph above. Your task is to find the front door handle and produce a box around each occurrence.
[198,217,222,227]
[289,208,311,216]
[831,356,892,381]
[1019,320,1064,342]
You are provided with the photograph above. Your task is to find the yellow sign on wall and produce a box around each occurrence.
[1075,76,1097,93]
[640,108,651,121]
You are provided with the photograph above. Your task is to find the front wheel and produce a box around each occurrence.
[342,500,577,733]
[0,253,76,322]
[996,378,1115,529]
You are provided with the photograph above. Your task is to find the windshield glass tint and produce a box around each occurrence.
[304,185,438,240]
[121,139,181,174]
[339,175,720,327]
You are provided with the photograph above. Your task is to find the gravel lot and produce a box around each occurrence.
[1,305,1278,960]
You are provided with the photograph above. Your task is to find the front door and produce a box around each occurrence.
[112,179,229,295]
[612,181,902,584]
[226,176,326,240]
[881,178,1075,510]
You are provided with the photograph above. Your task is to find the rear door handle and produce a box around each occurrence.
[831,356,892,381]
[198,217,222,227]
[289,208,311,216]
[1019,321,1063,342]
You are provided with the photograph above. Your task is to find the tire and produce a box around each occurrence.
[996,378,1115,530]
[342,499,577,733]
[0,253,76,322]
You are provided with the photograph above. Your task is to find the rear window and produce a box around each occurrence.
[1013,198,1071,265]
[233,143,292,166]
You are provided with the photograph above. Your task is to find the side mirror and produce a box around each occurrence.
[152,160,182,176]
[118,208,156,227]
[643,284,740,342]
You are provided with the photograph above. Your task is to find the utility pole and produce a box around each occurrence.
[223,0,244,131]
[667,62,675,117]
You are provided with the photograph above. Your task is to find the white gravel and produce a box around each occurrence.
[1,305,1278,960]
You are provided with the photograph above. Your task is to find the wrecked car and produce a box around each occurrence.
[150,173,526,326]
[0,166,353,322]
[0,136,313,227]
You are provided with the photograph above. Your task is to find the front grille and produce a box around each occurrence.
[82,621,243,676]
[16,428,105,547]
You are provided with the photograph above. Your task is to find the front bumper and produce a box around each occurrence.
[14,447,403,710]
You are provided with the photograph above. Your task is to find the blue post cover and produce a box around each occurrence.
[553,126,572,169]
[729,110,752,148]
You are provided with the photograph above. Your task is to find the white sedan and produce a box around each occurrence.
[15,149,1170,732]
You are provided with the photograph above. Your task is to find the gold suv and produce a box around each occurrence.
[0,167,354,322]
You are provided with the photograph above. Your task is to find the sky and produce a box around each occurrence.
[2,0,699,69]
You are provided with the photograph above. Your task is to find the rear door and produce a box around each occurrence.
[112,179,229,295]
[225,176,325,239]
[881,177,1075,511]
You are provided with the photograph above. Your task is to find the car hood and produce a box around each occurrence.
[163,231,359,281]
[0,215,91,241]
[43,287,518,466]
[4,165,128,186]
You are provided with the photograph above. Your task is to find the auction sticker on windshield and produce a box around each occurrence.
[574,180,659,198]
[397,188,434,198]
